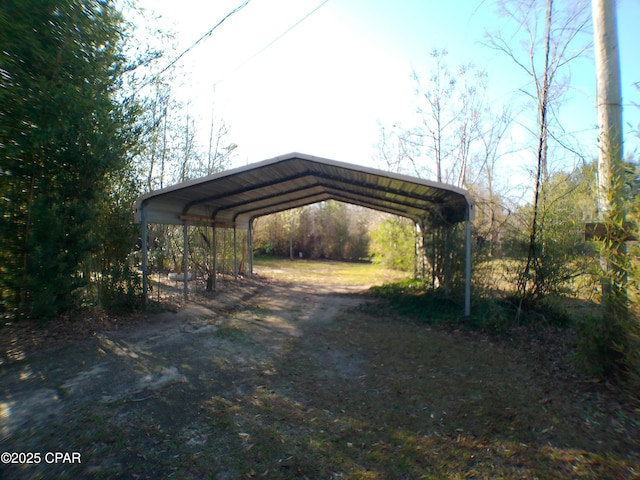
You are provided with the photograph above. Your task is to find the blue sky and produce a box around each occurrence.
[136,0,639,188]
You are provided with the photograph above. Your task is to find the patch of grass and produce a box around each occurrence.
[368,278,478,326]
[248,303,272,318]
[214,322,248,340]
[254,256,409,286]
[369,278,590,336]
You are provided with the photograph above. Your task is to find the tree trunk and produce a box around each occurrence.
[518,0,553,311]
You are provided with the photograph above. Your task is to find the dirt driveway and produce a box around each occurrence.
[1,270,638,479]
[1,276,372,478]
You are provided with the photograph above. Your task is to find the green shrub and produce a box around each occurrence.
[370,218,415,271]
[98,264,143,313]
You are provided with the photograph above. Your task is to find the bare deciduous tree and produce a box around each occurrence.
[413,49,458,183]
[485,0,591,309]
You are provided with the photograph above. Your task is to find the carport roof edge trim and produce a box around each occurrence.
[134,152,475,227]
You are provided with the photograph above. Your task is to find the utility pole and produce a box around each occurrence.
[593,0,623,217]
[592,0,625,313]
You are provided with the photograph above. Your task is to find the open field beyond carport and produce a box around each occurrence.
[1,259,638,479]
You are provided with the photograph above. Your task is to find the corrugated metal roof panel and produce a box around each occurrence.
[134,152,474,228]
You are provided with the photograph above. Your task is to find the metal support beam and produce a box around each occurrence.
[233,224,238,280]
[183,222,188,301]
[444,227,451,298]
[414,222,419,279]
[213,225,217,289]
[141,204,148,308]
[431,227,437,289]
[248,219,254,277]
[464,206,472,317]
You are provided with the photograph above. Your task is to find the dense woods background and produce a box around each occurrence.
[0,0,638,386]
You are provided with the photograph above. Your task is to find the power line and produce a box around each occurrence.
[213,0,330,87]
[140,0,252,90]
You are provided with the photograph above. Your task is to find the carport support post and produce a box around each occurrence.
[141,205,148,308]
[464,205,472,317]
[414,222,420,279]
[233,224,238,280]
[212,224,217,289]
[248,219,254,277]
[183,222,188,301]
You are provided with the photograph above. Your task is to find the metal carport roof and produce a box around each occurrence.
[134,152,475,227]
[134,152,474,315]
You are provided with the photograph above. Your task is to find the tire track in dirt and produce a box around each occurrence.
[0,277,369,445]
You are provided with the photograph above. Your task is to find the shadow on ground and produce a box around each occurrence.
[1,275,638,479]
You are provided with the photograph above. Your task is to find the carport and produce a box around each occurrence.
[134,152,475,315]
